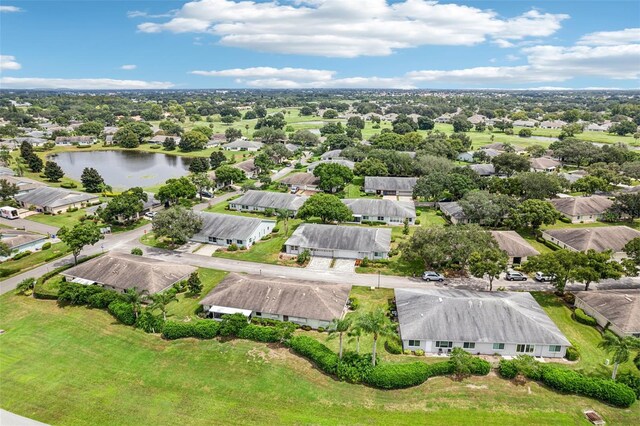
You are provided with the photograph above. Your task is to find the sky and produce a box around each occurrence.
[0,0,639,90]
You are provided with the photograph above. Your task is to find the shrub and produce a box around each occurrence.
[41,242,52,250]
[414,219,421,225]
[498,359,518,379]
[218,313,249,336]
[300,325,312,331]
[565,346,580,361]
[0,267,20,278]
[403,350,411,355]
[467,357,491,375]
[58,281,109,305]
[272,227,280,233]
[61,182,77,189]
[415,349,425,356]
[348,297,360,310]
[135,311,165,333]
[574,308,597,326]
[384,338,403,355]
[296,249,311,265]
[366,361,452,389]
[264,208,275,217]
[388,248,399,257]
[617,372,640,400]
[317,327,325,333]
[336,351,375,383]
[87,289,119,309]
[130,247,143,256]
[227,243,238,252]
[162,320,220,340]
[12,251,32,260]
[634,353,640,370]
[360,257,369,267]
[287,335,339,374]
[239,324,292,343]
[107,300,136,326]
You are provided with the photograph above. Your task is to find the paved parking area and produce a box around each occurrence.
[194,244,220,257]
[332,258,355,273]
[307,256,332,270]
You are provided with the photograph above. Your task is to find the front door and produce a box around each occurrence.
[283,315,289,322]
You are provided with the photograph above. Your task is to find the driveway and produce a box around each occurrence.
[307,256,332,270]
[332,258,355,273]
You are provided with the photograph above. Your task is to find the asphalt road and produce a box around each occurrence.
[0,217,59,236]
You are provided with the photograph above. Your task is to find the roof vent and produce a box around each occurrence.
[625,296,633,302]
[438,297,443,303]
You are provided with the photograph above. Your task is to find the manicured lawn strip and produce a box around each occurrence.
[0,242,69,281]
[139,232,174,249]
[1,292,637,425]
[25,209,88,230]
[165,268,227,320]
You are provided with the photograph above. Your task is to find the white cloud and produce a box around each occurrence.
[127,10,176,19]
[120,64,137,70]
[578,28,640,46]
[0,5,22,13]
[191,67,335,81]
[0,55,21,70]
[0,77,174,90]
[138,0,568,57]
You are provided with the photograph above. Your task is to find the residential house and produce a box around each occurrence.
[279,173,321,192]
[285,223,391,259]
[149,135,182,145]
[229,190,308,216]
[467,114,487,125]
[0,230,48,261]
[320,149,343,161]
[530,157,562,172]
[307,159,355,172]
[585,122,613,132]
[364,176,418,196]
[438,202,468,224]
[481,143,525,153]
[549,195,613,223]
[542,226,640,261]
[469,163,496,177]
[574,290,640,338]
[457,151,474,163]
[396,288,571,357]
[191,212,276,248]
[199,273,351,329]
[55,136,96,146]
[223,139,264,151]
[61,253,196,295]
[540,120,567,129]
[513,120,538,128]
[15,186,100,214]
[0,175,45,195]
[342,198,416,225]
[490,231,539,265]
[10,137,47,148]
[234,159,259,179]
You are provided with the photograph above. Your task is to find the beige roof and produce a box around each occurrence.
[530,157,561,170]
[550,195,613,217]
[199,273,351,322]
[280,173,320,187]
[544,226,640,252]
[490,231,540,258]
[574,290,640,334]
[61,253,196,294]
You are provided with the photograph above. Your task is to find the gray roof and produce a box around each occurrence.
[320,149,343,160]
[149,135,181,143]
[285,224,391,253]
[364,176,418,192]
[530,157,561,170]
[574,290,640,334]
[223,140,264,149]
[231,190,308,211]
[194,212,276,241]
[438,201,465,219]
[0,230,47,250]
[199,273,351,322]
[343,198,416,219]
[544,226,640,252]
[469,163,495,176]
[279,173,320,187]
[61,253,196,294]
[234,159,257,174]
[15,186,99,209]
[0,175,44,192]
[396,288,570,346]
[490,231,539,258]
[55,136,95,143]
[550,196,613,216]
[307,159,355,171]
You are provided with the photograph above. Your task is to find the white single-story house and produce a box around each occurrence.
[364,176,418,196]
[223,139,264,151]
[438,202,468,224]
[55,136,96,146]
[199,273,351,329]
[61,253,196,295]
[574,290,640,338]
[342,198,416,225]
[540,120,567,129]
[149,135,182,145]
[542,226,640,261]
[457,151,474,162]
[549,195,613,223]
[191,212,276,249]
[279,173,321,192]
[0,230,48,261]
[15,186,100,214]
[490,230,540,265]
[513,120,538,128]
[530,157,562,172]
[468,163,496,177]
[396,288,571,358]
[229,190,308,216]
[320,149,343,161]
[285,223,391,259]
[307,159,355,172]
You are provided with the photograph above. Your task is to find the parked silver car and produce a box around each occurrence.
[422,271,444,282]
[535,271,555,282]
[505,271,528,281]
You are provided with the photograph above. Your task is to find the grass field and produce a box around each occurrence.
[1,290,638,425]
[0,242,68,281]
[165,268,227,320]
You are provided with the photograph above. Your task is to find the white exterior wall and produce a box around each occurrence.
[354,215,414,226]
[19,199,99,214]
[563,213,604,223]
[202,305,332,330]
[194,221,275,248]
[285,244,388,260]
[229,203,298,217]
[402,339,567,358]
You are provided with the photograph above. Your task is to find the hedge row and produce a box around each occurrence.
[499,358,636,408]
[574,308,597,327]
[238,323,292,343]
[108,300,136,326]
[616,372,640,400]
[162,320,221,340]
[366,362,453,389]
[287,335,339,374]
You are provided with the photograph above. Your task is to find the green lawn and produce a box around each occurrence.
[0,242,69,281]
[25,209,88,230]
[1,292,638,425]
[165,268,227,320]
[532,292,637,377]
[139,232,174,249]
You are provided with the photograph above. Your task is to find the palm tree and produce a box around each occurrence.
[149,292,178,321]
[122,287,148,320]
[598,332,640,379]
[347,325,363,354]
[355,308,396,366]
[15,278,36,296]
[276,209,290,236]
[327,317,352,360]
[13,159,26,177]
[98,183,113,195]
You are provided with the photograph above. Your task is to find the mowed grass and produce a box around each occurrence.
[26,208,88,229]
[0,242,69,281]
[164,268,227,320]
[1,292,638,425]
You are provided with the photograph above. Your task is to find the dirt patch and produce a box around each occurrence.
[466,384,488,390]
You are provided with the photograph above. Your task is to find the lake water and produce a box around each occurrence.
[50,150,192,189]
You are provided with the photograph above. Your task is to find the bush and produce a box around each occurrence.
[468,357,491,376]
[617,372,640,400]
[366,361,452,389]
[12,251,32,260]
[135,311,164,333]
[634,353,640,370]
[574,308,597,326]
[498,359,518,379]
[287,335,339,375]
[317,327,325,333]
[61,182,77,189]
[336,351,375,383]
[272,227,280,233]
[385,338,403,355]
[87,289,119,309]
[348,297,360,310]
[162,320,220,340]
[559,215,572,224]
[58,281,109,305]
[107,300,136,326]
[300,325,312,331]
[414,349,425,356]
[218,313,249,336]
[130,247,143,256]
[360,257,369,267]
[239,323,292,343]
[414,219,421,225]
[41,242,52,250]
[0,267,20,278]
[565,346,580,361]
[227,243,238,252]
[296,249,311,265]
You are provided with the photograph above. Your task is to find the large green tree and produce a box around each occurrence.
[80,167,105,193]
[508,199,559,233]
[492,152,530,176]
[101,187,148,224]
[179,130,208,152]
[214,165,245,187]
[43,161,64,182]
[297,193,352,223]
[152,206,203,246]
[313,163,353,193]
[58,221,104,265]
[157,177,197,205]
[469,248,509,291]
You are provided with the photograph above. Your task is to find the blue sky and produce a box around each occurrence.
[0,0,639,89]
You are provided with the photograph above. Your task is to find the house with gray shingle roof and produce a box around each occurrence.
[223,139,263,151]
[364,176,418,196]
[542,226,640,261]
[438,201,468,224]
[574,290,640,338]
[285,223,391,259]
[279,173,320,191]
[490,231,539,265]
[396,288,570,357]
[307,159,355,172]
[550,195,613,223]
[530,156,562,172]
[15,186,99,214]
[199,273,351,329]
[342,198,416,225]
[320,149,343,161]
[229,190,308,216]
[0,230,48,261]
[191,212,276,248]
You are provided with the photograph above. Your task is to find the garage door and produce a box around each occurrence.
[311,249,333,257]
[333,250,358,259]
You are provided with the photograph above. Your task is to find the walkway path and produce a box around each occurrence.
[0,409,48,426]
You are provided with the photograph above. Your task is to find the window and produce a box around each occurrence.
[435,341,453,348]
[493,343,505,350]
[377,216,384,221]
[516,344,534,353]
[255,312,262,317]
[463,342,475,349]
[408,340,421,347]
[208,236,215,242]
[226,239,233,245]
[236,240,243,244]
[548,345,561,352]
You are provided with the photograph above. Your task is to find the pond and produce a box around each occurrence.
[50,150,192,189]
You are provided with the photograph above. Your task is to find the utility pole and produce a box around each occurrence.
[377,271,381,289]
